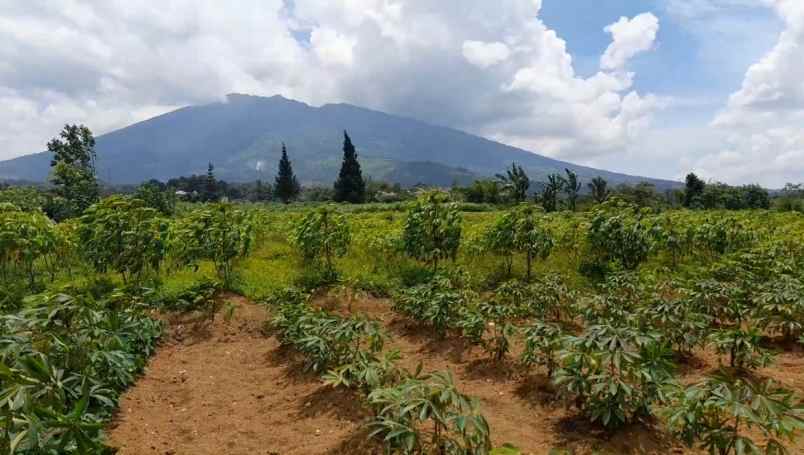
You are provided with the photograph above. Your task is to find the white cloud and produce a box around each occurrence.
[601,13,660,71]
[695,0,804,185]
[462,41,511,68]
[0,0,661,177]
[310,27,356,66]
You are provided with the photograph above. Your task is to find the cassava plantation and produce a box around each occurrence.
[4,179,804,454]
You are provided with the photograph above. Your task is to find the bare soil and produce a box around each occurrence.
[108,294,804,455]
[106,294,380,455]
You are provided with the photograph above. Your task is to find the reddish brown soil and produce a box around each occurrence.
[108,293,804,455]
[106,295,380,455]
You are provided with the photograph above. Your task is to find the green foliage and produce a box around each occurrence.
[484,205,553,280]
[588,176,609,204]
[271,301,387,375]
[402,192,462,271]
[664,372,804,455]
[274,143,301,204]
[495,163,530,203]
[368,370,491,455]
[561,169,582,211]
[522,321,564,378]
[0,187,48,212]
[334,131,367,204]
[554,324,675,429]
[134,181,177,215]
[685,172,706,208]
[587,200,652,270]
[539,174,563,213]
[171,203,255,287]
[47,124,99,218]
[78,196,169,284]
[394,275,471,338]
[0,205,59,288]
[0,289,161,453]
[290,206,351,273]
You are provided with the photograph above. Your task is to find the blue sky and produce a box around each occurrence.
[1,0,802,186]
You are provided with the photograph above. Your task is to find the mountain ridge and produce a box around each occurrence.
[0,93,681,190]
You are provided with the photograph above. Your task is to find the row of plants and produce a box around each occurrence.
[268,291,496,454]
[0,285,162,453]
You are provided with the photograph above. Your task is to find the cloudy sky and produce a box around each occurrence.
[1,0,801,186]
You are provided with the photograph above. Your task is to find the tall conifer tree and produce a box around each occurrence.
[333,131,366,203]
[204,162,218,202]
[274,143,300,204]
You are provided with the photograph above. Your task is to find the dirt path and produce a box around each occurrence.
[106,295,378,455]
[109,293,804,455]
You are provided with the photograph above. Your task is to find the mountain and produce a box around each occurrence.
[0,93,680,190]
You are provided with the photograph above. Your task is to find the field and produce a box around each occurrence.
[3,195,804,454]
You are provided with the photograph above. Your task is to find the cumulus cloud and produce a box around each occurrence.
[462,41,511,68]
[601,13,660,71]
[0,0,661,174]
[691,0,804,185]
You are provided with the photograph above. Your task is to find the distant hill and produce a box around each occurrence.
[0,94,680,190]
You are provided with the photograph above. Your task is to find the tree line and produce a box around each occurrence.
[0,123,794,221]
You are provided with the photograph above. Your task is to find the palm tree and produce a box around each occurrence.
[496,163,530,203]
[588,176,609,204]
[561,169,582,211]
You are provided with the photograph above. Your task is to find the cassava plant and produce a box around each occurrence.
[402,192,462,272]
[664,371,804,455]
[171,203,255,288]
[290,206,351,275]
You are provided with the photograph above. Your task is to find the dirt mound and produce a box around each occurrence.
[106,295,379,455]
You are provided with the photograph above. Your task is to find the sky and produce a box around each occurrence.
[0,0,801,187]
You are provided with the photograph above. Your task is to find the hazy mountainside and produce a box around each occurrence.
[0,93,680,189]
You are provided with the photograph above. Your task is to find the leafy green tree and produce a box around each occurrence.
[684,173,706,208]
[274,143,301,204]
[539,174,563,213]
[290,206,351,273]
[47,124,99,217]
[588,176,609,204]
[561,168,582,211]
[78,196,169,284]
[333,131,366,203]
[402,192,462,272]
[496,163,530,203]
[462,179,503,204]
[172,203,255,287]
[743,184,770,209]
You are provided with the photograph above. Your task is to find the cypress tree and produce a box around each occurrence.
[274,143,300,204]
[204,162,218,202]
[333,131,366,203]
